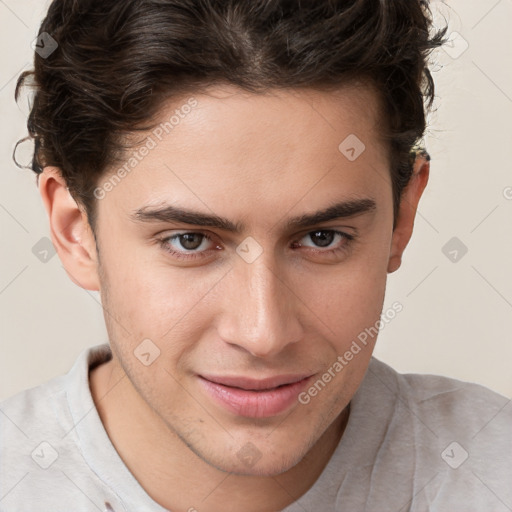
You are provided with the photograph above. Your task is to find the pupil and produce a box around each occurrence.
[311,230,334,247]
[180,233,202,250]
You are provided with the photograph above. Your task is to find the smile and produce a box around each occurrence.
[197,374,314,418]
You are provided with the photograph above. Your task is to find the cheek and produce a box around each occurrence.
[299,237,389,338]
[98,243,226,343]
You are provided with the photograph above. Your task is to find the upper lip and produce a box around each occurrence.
[199,373,313,391]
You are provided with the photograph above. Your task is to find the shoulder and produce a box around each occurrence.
[341,358,512,509]
[0,343,111,436]
[0,344,116,511]
[0,364,73,441]
[366,357,511,435]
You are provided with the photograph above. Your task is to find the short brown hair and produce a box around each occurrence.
[15,0,447,231]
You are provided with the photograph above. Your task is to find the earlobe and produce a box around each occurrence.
[38,166,100,291]
[387,154,430,274]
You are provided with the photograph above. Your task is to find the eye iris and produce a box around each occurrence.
[180,233,203,250]
[311,230,334,247]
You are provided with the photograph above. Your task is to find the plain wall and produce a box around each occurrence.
[1,0,511,400]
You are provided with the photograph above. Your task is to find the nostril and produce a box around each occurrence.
[104,502,115,511]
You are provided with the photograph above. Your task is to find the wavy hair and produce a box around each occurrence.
[15,0,447,231]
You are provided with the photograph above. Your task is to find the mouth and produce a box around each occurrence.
[199,373,312,391]
[197,373,315,418]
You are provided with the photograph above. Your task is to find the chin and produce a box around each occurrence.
[195,433,313,477]
[215,452,304,477]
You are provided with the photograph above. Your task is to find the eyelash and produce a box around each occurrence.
[157,229,356,261]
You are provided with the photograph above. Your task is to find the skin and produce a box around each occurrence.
[38,83,429,512]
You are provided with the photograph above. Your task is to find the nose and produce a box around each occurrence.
[217,255,304,358]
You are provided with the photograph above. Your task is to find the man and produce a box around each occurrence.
[1,1,511,511]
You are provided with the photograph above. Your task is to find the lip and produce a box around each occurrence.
[197,373,314,418]
[199,373,311,390]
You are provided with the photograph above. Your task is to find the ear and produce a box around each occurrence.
[387,154,430,274]
[38,166,100,290]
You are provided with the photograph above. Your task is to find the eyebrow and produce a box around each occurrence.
[130,197,377,233]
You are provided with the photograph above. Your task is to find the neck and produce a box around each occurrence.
[90,357,349,512]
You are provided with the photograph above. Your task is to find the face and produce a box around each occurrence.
[51,83,423,477]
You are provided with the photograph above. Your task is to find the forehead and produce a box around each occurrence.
[161,82,386,158]
[100,83,391,225]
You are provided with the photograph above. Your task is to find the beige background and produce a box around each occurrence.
[1,0,511,400]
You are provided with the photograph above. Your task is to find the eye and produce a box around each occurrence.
[158,232,218,260]
[157,228,356,262]
[292,229,355,254]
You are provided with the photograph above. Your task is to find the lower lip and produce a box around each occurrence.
[198,376,313,418]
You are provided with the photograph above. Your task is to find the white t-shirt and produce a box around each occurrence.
[1,344,511,512]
